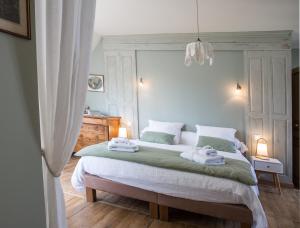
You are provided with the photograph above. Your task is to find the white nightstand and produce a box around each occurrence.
[250,156,283,194]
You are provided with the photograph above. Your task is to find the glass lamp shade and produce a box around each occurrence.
[256,138,269,159]
[184,41,214,66]
[118,127,128,138]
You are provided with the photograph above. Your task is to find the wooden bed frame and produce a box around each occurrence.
[84,174,252,228]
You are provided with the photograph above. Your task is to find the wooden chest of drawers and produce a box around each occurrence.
[74,115,121,152]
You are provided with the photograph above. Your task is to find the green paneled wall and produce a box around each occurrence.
[87,42,246,139]
[136,50,245,138]
[0,2,46,228]
[86,41,107,113]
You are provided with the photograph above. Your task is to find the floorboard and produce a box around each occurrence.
[62,157,300,228]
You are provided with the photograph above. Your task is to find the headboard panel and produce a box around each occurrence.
[137,50,245,140]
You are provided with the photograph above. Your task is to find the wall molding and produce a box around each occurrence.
[103,31,292,51]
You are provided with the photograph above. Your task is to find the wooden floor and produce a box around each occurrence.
[62,157,300,228]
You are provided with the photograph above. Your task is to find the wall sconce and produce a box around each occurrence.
[235,83,242,95]
[139,77,144,87]
[256,137,269,160]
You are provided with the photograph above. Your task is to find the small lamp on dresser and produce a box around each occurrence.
[118,127,128,138]
[251,136,283,194]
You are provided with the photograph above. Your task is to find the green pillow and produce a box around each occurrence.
[196,136,236,153]
[141,131,175,145]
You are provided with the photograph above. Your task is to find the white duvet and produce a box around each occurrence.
[71,140,267,228]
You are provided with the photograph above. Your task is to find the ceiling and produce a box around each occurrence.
[93,0,299,47]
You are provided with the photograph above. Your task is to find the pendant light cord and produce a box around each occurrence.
[196,0,201,41]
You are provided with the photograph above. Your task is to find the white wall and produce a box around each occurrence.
[94,0,299,47]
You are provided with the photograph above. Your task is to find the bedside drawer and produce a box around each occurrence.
[254,160,283,173]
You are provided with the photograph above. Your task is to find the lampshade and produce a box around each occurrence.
[256,138,269,159]
[185,41,214,66]
[184,0,214,66]
[118,127,128,138]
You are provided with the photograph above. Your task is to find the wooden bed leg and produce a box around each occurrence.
[240,222,251,228]
[86,187,96,202]
[149,202,159,219]
[159,205,169,221]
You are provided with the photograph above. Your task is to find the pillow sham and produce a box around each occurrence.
[140,126,150,138]
[147,120,184,144]
[140,131,175,145]
[196,135,236,153]
[195,125,236,143]
[179,131,197,146]
[240,142,248,154]
[149,120,184,129]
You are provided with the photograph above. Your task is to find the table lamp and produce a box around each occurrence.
[256,138,269,160]
[118,127,128,138]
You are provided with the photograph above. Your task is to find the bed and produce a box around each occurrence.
[71,139,267,228]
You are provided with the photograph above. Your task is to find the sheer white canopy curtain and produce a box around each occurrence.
[35,0,96,227]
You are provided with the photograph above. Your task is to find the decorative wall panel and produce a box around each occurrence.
[245,50,292,182]
[104,51,138,138]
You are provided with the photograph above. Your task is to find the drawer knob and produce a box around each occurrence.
[267,165,270,168]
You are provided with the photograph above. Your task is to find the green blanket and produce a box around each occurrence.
[76,142,257,186]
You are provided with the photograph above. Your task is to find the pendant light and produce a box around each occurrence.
[184,0,214,66]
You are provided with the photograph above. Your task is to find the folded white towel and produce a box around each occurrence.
[108,147,138,153]
[108,142,136,149]
[180,151,194,161]
[108,139,139,152]
[193,154,225,165]
[197,145,218,156]
[201,145,214,150]
[108,145,139,150]
[180,151,225,166]
[111,137,129,144]
[204,149,218,156]
[108,141,137,149]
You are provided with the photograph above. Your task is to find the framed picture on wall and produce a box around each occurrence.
[88,74,104,92]
[0,0,31,39]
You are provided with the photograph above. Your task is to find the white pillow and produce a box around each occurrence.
[145,120,184,144]
[149,120,184,129]
[240,141,248,154]
[195,125,237,144]
[234,138,242,149]
[140,126,150,138]
[180,131,197,146]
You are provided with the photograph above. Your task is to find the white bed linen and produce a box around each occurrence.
[71,140,267,228]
